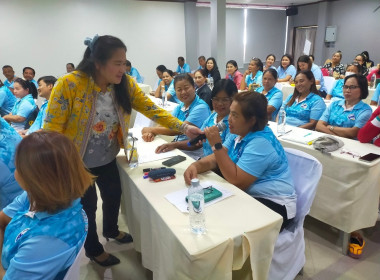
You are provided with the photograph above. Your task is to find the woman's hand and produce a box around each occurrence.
[155,143,176,153]
[204,126,222,146]
[244,69,250,76]
[184,124,203,140]
[141,127,156,142]
[184,164,198,185]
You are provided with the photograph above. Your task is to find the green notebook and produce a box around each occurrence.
[186,187,223,203]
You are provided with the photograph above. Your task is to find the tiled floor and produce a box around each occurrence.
[80,202,380,280]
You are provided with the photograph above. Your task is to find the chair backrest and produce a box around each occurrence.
[284,148,322,225]
[24,106,39,129]
[323,76,336,95]
[63,242,85,280]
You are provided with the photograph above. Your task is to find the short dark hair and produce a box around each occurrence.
[126,60,132,67]
[297,55,312,72]
[66,63,75,68]
[2,65,13,70]
[14,78,38,99]
[233,91,268,132]
[23,67,35,75]
[163,69,174,77]
[211,79,238,99]
[194,68,207,78]
[226,60,238,69]
[173,73,194,88]
[156,65,166,73]
[205,57,219,73]
[263,68,278,80]
[280,54,294,69]
[251,58,263,72]
[198,55,206,61]
[266,54,276,61]
[178,56,185,62]
[344,74,368,99]
[37,76,57,86]
[76,35,131,114]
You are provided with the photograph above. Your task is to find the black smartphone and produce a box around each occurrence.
[358,153,380,162]
[162,155,186,167]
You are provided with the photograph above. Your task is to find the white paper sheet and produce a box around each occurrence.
[165,181,234,213]
[281,130,320,145]
[138,151,176,164]
[303,39,311,55]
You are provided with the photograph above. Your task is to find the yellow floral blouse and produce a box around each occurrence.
[43,71,183,157]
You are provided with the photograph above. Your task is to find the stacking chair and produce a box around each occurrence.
[268,148,322,280]
[323,76,337,95]
[63,242,85,280]
[24,106,39,129]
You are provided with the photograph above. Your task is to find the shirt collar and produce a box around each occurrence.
[27,198,81,220]
[180,95,200,112]
[337,99,364,111]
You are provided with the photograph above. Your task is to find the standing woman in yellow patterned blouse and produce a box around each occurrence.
[43,35,201,267]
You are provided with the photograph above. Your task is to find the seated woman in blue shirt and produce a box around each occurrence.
[142,74,210,159]
[184,91,296,231]
[240,57,263,90]
[152,64,166,92]
[277,54,296,83]
[205,57,221,85]
[263,54,277,72]
[0,131,94,279]
[154,69,174,98]
[0,86,16,117]
[282,70,326,130]
[326,62,362,101]
[316,74,372,139]
[297,55,327,98]
[125,60,143,83]
[256,68,283,121]
[3,79,37,132]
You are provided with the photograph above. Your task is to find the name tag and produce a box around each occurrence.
[347,114,356,121]
[301,103,308,109]
[15,228,30,242]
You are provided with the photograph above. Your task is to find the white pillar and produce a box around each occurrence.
[210,0,226,69]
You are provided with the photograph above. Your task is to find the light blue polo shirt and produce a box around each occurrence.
[172,95,210,142]
[277,65,296,80]
[283,93,326,127]
[200,112,232,157]
[311,64,327,93]
[4,79,14,89]
[0,86,16,116]
[27,100,48,135]
[176,63,191,74]
[320,99,372,128]
[0,117,22,173]
[245,71,263,88]
[0,161,23,210]
[256,86,283,121]
[126,67,143,83]
[166,82,180,103]
[371,83,380,104]
[330,79,344,99]
[2,192,88,280]
[164,79,174,91]
[10,94,36,131]
[223,126,295,198]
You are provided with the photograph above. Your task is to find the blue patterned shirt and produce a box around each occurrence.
[0,86,16,116]
[10,94,36,131]
[320,99,372,128]
[256,86,283,121]
[2,192,88,280]
[0,117,22,172]
[283,93,326,127]
[277,65,296,80]
[245,71,263,88]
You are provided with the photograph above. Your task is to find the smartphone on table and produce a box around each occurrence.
[162,155,186,167]
[358,153,380,162]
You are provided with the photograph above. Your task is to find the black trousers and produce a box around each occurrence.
[255,197,294,232]
[81,159,121,257]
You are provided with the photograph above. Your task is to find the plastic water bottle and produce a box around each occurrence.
[370,74,376,89]
[188,178,206,234]
[160,85,167,107]
[208,77,214,90]
[126,132,138,168]
[277,106,286,135]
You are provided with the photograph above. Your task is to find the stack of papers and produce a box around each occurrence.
[281,131,320,145]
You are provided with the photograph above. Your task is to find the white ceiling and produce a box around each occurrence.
[198,0,322,8]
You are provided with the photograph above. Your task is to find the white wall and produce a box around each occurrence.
[0,0,186,87]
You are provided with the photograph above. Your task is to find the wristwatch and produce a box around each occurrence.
[212,143,223,152]
[329,126,334,131]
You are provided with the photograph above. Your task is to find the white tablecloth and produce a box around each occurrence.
[269,121,380,233]
[116,134,282,280]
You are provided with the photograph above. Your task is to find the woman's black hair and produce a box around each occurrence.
[233,91,268,132]
[251,58,263,72]
[346,62,363,75]
[280,54,294,69]
[355,53,366,65]
[226,60,238,69]
[286,70,320,107]
[266,54,276,61]
[156,65,166,73]
[344,74,369,99]
[76,35,132,114]
[296,55,312,72]
[194,68,207,77]
[205,57,219,74]
[173,73,194,88]
[37,76,57,87]
[361,51,370,63]
[263,68,278,80]
[14,78,38,99]
[163,69,174,77]
[211,79,238,99]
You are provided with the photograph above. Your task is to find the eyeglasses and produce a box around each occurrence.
[211,98,231,104]
[343,85,360,90]
[340,148,361,158]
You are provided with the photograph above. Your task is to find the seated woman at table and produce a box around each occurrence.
[225,60,243,89]
[194,69,212,109]
[152,65,166,92]
[282,70,326,130]
[256,68,283,121]
[3,79,37,132]
[0,131,94,279]
[205,57,221,85]
[184,91,296,231]
[354,54,369,76]
[142,74,211,159]
[316,74,372,139]
[297,55,327,97]
[154,69,174,97]
[277,54,296,83]
[263,54,276,71]
[326,62,362,101]
[240,58,263,90]
[154,79,237,159]
[322,51,345,78]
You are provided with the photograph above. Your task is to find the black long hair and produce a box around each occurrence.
[286,70,320,107]
[14,78,38,99]
[76,35,132,114]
